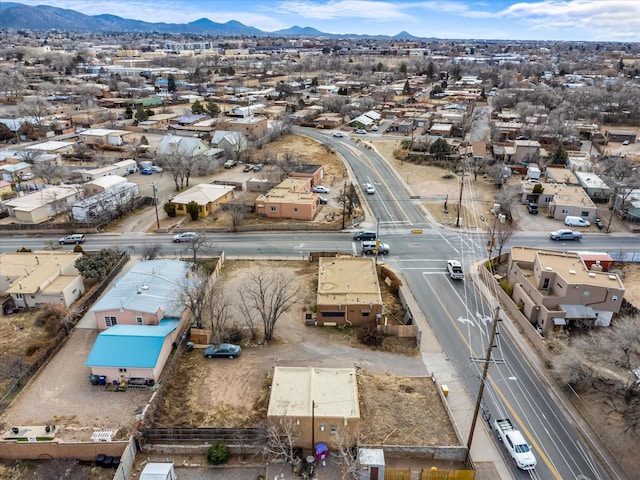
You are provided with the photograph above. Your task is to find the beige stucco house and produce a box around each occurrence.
[0,251,85,309]
[267,366,361,449]
[507,246,625,333]
[315,256,384,327]
[255,178,320,220]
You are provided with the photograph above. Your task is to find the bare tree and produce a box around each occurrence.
[334,428,361,480]
[238,270,299,342]
[157,148,203,191]
[178,265,211,329]
[142,243,163,260]
[205,284,232,344]
[19,98,51,131]
[178,232,212,265]
[494,221,514,261]
[226,202,248,230]
[263,416,301,464]
[598,155,640,232]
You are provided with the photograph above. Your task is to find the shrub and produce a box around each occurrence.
[500,279,514,297]
[358,323,384,347]
[207,443,229,465]
[163,202,176,217]
[73,245,84,254]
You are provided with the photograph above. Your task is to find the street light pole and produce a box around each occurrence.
[152,182,160,229]
[466,306,501,465]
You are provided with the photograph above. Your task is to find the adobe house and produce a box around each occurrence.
[255,178,320,220]
[267,366,360,449]
[0,251,85,309]
[507,247,625,333]
[78,128,131,146]
[289,164,324,186]
[315,256,384,327]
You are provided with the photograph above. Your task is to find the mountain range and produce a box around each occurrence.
[0,2,420,39]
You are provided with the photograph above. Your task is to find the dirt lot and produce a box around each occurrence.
[150,259,457,446]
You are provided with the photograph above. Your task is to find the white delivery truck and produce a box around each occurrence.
[140,462,176,480]
[493,418,537,470]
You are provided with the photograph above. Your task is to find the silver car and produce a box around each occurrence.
[173,231,199,243]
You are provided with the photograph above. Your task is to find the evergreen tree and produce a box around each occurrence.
[167,74,176,93]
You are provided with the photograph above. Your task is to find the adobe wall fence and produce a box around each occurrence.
[476,261,551,364]
[0,439,128,461]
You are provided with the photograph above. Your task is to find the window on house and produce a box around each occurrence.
[118,368,127,373]
[270,206,277,212]
[330,425,338,435]
[136,316,143,325]
[105,316,117,327]
[362,311,370,317]
[580,211,589,217]
[543,278,550,289]
[293,208,299,213]
[319,424,325,432]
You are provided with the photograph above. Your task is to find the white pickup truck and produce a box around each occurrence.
[493,418,537,470]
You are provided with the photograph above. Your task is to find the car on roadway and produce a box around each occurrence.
[204,343,242,359]
[59,234,85,245]
[354,129,367,134]
[446,260,464,280]
[172,231,199,243]
[333,132,345,137]
[312,185,330,194]
[361,241,390,255]
[353,230,376,241]
[549,229,583,241]
[140,168,153,175]
[363,183,375,194]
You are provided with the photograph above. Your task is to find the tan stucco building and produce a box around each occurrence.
[316,256,384,327]
[508,246,625,333]
[255,178,320,220]
[1,251,85,309]
[267,366,360,449]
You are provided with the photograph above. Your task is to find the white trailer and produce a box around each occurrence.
[140,462,176,480]
[493,418,537,470]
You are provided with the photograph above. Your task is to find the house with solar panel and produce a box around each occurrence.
[84,259,195,386]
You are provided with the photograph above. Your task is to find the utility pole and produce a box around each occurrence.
[466,306,502,464]
[152,182,160,229]
[455,175,465,227]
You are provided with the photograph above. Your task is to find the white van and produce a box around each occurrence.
[564,216,590,227]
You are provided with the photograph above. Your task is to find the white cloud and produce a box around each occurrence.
[276,0,414,21]
[497,0,640,40]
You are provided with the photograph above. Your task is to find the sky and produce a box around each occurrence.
[14,0,640,42]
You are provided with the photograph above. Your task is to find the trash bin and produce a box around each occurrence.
[98,375,106,386]
[88,374,99,386]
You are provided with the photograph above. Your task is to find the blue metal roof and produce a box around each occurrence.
[85,321,178,368]
[90,259,192,318]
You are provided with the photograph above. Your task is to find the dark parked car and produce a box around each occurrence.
[527,203,538,214]
[353,230,376,241]
[594,218,604,230]
[204,343,242,359]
